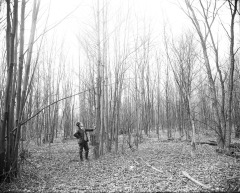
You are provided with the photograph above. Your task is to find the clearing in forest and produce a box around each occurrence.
[1,132,240,192]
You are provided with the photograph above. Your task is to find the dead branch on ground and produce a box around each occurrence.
[182,171,211,190]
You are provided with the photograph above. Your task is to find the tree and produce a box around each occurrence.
[225,0,238,149]
[182,0,238,149]
[0,0,18,181]
[171,32,199,151]
[0,0,40,181]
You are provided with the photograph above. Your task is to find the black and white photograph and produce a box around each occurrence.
[0,0,240,192]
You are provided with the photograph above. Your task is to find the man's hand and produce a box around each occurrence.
[91,126,96,134]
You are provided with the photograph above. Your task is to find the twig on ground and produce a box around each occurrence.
[227,175,240,180]
[133,159,140,166]
[127,140,136,152]
[182,171,211,189]
[139,157,163,173]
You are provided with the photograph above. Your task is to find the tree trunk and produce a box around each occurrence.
[184,0,225,149]
[0,0,18,181]
[226,0,238,149]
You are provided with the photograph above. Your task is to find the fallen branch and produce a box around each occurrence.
[133,159,140,166]
[197,141,217,146]
[182,171,211,189]
[227,175,240,180]
[216,149,240,159]
[197,141,240,151]
[139,157,163,173]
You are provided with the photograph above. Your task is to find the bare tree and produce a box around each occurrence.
[171,32,199,152]
[182,0,238,150]
[0,0,18,180]
[225,0,238,149]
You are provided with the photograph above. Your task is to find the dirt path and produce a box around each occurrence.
[1,135,240,192]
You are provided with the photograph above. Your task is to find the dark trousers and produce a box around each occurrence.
[79,141,89,160]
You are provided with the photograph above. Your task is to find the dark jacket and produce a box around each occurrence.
[73,127,94,144]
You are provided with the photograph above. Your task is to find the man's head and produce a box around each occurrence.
[76,122,84,129]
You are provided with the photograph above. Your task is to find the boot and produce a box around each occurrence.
[80,151,83,161]
[85,151,89,161]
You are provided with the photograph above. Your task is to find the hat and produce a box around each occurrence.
[76,122,83,127]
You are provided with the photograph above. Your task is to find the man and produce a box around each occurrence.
[74,122,94,161]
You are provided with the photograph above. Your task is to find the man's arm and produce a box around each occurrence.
[73,131,80,138]
[85,129,94,132]
[85,126,96,132]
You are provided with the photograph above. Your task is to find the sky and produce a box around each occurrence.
[37,0,239,56]
[30,0,240,94]
[38,0,190,56]
[35,0,191,83]
[0,0,237,72]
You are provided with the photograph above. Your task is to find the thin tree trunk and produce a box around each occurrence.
[0,0,18,180]
[94,0,101,159]
[184,0,224,148]
[14,1,40,176]
[15,0,25,147]
[226,0,238,149]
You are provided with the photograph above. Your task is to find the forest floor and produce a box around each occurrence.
[1,131,240,192]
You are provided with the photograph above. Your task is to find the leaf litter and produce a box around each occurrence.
[1,134,240,192]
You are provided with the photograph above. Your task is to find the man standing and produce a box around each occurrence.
[74,122,95,161]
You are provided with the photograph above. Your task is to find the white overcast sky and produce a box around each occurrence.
[38,0,191,55]
[37,0,239,53]
[33,0,240,87]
